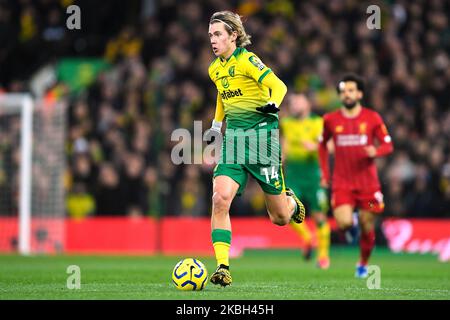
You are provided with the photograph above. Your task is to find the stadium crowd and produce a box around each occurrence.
[0,0,449,219]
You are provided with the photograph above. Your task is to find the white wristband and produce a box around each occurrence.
[211,120,222,131]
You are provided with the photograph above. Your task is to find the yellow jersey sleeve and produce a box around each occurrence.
[241,52,287,107]
[241,52,272,84]
[260,72,287,107]
[214,93,225,122]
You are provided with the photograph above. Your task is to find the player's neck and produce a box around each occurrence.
[298,112,309,120]
[221,45,237,61]
[341,104,362,118]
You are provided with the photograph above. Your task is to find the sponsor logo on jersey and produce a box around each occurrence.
[336,134,368,146]
[221,88,244,100]
[249,55,265,71]
[335,125,344,133]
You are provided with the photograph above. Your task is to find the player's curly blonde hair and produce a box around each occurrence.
[210,11,252,48]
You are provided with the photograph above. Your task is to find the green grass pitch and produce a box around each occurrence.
[0,247,449,300]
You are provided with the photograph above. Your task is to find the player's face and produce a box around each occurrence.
[339,81,363,109]
[208,22,236,57]
[289,94,310,116]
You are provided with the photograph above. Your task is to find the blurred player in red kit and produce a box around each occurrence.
[319,74,394,278]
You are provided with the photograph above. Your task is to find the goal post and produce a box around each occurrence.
[0,93,66,255]
[19,94,32,255]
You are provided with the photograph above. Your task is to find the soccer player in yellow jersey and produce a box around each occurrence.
[205,11,306,287]
[281,93,331,269]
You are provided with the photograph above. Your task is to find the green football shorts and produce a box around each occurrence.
[213,119,285,196]
[284,162,328,213]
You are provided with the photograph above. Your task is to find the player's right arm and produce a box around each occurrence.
[205,93,224,144]
[318,115,332,187]
[206,61,224,140]
[214,92,225,123]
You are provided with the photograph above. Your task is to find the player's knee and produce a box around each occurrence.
[269,211,290,226]
[360,221,374,234]
[212,192,232,214]
[336,218,353,230]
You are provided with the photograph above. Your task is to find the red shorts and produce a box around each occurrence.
[331,188,385,213]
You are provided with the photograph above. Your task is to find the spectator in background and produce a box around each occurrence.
[143,166,163,218]
[66,183,96,219]
[173,165,207,217]
[122,153,146,216]
[95,163,126,216]
[440,163,450,214]
[71,154,97,193]
[104,26,143,63]
[405,164,438,217]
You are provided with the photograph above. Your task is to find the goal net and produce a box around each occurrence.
[0,94,66,255]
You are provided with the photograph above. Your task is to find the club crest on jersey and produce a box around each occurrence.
[249,55,265,71]
[228,66,235,77]
[221,77,229,88]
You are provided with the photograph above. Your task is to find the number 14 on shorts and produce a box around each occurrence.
[261,166,279,183]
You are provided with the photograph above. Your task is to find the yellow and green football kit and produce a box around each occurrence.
[281,114,328,212]
[281,114,330,263]
[209,47,287,196]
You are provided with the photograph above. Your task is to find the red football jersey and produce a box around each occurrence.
[319,107,393,190]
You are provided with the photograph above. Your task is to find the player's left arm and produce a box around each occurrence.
[258,72,287,112]
[365,114,394,158]
[243,53,287,113]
